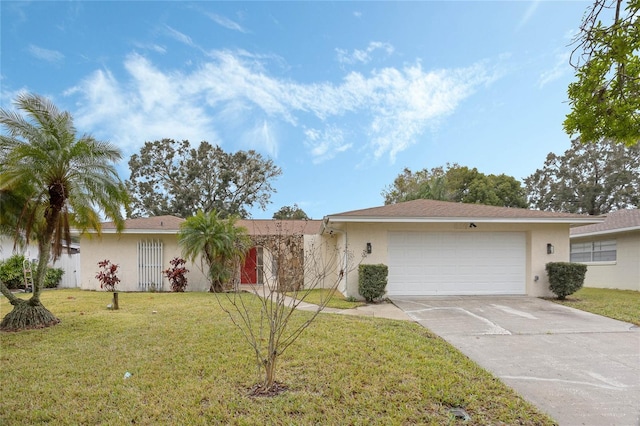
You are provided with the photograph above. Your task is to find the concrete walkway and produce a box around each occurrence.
[391,296,640,426]
[296,299,412,321]
[243,286,412,321]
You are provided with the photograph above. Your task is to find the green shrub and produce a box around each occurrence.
[44,268,64,288]
[0,255,65,289]
[0,255,27,289]
[358,264,388,302]
[546,262,587,300]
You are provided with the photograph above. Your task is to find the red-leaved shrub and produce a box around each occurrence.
[95,259,120,291]
[164,257,189,292]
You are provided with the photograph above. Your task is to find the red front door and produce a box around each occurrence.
[241,247,258,284]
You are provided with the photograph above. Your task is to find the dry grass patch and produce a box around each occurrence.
[1,289,554,425]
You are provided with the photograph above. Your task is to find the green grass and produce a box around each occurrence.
[1,289,554,425]
[288,288,366,309]
[552,287,640,326]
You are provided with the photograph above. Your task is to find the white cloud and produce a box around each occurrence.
[336,41,394,65]
[28,44,64,63]
[132,42,167,54]
[64,50,495,164]
[539,51,571,88]
[164,25,194,46]
[304,126,352,163]
[239,119,279,158]
[206,13,247,33]
[65,53,218,156]
[516,0,540,31]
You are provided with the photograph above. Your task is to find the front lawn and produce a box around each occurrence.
[287,288,366,309]
[552,287,640,326]
[0,289,554,425]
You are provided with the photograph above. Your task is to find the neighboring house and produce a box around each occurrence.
[570,209,640,291]
[78,200,602,298]
[0,236,80,288]
[321,199,602,298]
[79,216,322,292]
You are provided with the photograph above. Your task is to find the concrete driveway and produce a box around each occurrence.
[391,296,640,426]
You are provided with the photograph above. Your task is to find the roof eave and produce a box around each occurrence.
[82,229,181,235]
[570,225,640,238]
[325,216,604,225]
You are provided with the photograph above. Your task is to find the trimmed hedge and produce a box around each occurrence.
[546,262,587,300]
[358,264,388,302]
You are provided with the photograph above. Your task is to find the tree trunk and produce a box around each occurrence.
[0,280,20,304]
[258,338,279,393]
[113,292,119,310]
[263,354,277,391]
[0,203,61,331]
[0,297,60,332]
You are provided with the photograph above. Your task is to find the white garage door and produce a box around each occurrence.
[387,232,526,296]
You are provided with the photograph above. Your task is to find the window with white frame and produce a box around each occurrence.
[570,240,616,262]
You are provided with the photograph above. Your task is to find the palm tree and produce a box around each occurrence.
[178,210,251,292]
[0,93,129,331]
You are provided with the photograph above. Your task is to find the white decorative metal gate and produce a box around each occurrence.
[137,239,163,291]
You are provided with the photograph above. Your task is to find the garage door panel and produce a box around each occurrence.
[387,232,526,296]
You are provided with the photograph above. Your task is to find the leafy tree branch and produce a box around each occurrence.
[565,0,640,146]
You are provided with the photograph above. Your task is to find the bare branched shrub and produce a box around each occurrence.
[216,220,364,395]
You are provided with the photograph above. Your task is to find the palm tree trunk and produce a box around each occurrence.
[30,235,52,305]
[0,208,61,331]
[0,277,60,330]
[0,280,20,304]
[0,275,60,331]
[0,297,60,331]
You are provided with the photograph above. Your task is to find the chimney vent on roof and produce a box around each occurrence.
[160,221,163,226]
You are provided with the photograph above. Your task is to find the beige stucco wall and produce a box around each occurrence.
[79,233,210,292]
[300,234,342,291]
[324,222,570,299]
[315,231,351,293]
[572,231,640,291]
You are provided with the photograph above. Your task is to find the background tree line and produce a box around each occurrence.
[126,136,639,220]
[382,138,639,215]
[381,164,528,208]
[126,139,282,219]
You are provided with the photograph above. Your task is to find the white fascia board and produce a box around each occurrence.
[83,229,179,235]
[570,226,640,239]
[325,216,604,225]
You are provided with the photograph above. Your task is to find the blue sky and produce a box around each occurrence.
[1,1,591,219]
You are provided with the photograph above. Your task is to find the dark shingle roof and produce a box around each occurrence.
[326,199,602,224]
[571,209,640,236]
[101,215,184,232]
[236,219,322,236]
[98,216,321,235]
